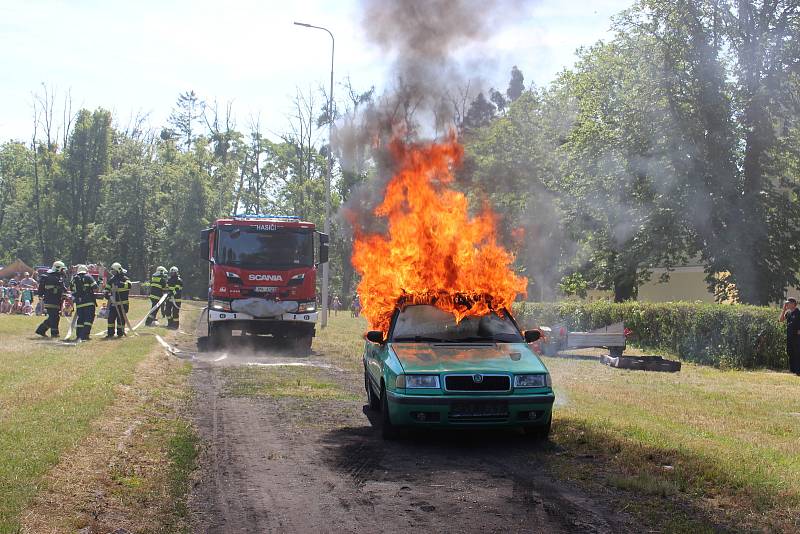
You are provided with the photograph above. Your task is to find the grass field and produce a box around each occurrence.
[0,299,193,534]
[314,313,800,531]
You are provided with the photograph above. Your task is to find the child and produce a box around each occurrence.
[21,288,34,316]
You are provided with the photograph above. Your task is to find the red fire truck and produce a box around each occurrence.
[200,215,329,352]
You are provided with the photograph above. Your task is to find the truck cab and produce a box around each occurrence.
[200,215,329,353]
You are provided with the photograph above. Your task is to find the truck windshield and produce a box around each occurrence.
[390,305,523,343]
[216,227,313,267]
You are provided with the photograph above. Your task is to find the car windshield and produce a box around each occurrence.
[217,226,313,268]
[390,304,523,343]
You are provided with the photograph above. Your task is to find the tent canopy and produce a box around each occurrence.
[0,259,35,279]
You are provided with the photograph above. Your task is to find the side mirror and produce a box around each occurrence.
[524,330,542,343]
[317,232,330,264]
[199,228,212,262]
[366,330,385,344]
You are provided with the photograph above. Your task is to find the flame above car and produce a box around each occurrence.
[351,134,528,333]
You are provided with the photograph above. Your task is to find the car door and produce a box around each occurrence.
[365,340,386,391]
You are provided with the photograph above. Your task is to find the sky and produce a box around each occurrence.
[0,0,631,143]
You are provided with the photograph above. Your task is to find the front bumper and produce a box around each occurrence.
[208,309,318,323]
[386,390,554,427]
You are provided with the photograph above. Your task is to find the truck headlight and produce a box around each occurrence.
[398,375,440,389]
[211,300,231,312]
[297,301,316,313]
[514,374,551,388]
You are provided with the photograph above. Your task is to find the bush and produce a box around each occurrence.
[515,301,787,370]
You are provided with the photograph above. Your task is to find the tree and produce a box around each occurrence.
[506,65,525,102]
[169,90,204,150]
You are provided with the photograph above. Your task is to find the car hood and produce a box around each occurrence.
[389,343,548,374]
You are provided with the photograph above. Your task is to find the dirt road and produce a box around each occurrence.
[175,321,635,533]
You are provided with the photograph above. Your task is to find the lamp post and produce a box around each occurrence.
[294,21,334,329]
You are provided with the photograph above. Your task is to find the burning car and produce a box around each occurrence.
[363,303,553,439]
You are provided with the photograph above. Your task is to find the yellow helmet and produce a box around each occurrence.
[52,260,66,272]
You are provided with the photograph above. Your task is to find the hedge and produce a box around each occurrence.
[514,301,787,370]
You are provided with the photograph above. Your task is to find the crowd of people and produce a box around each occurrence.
[0,260,184,342]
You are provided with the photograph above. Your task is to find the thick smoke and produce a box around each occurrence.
[336,0,527,239]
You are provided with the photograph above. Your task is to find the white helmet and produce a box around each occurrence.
[52,260,66,272]
[75,264,88,274]
[110,262,123,273]
[157,265,167,275]
[169,266,179,274]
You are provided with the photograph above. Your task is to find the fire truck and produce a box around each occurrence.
[200,215,329,352]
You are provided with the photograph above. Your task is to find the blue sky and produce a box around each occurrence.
[0,0,631,142]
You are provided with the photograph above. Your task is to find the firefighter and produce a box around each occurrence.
[780,298,800,375]
[165,266,183,329]
[104,262,131,338]
[145,266,168,326]
[70,264,98,341]
[35,261,68,338]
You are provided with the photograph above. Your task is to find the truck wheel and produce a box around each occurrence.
[290,334,313,356]
[365,371,380,410]
[380,386,400,440]
[209,323,231,349]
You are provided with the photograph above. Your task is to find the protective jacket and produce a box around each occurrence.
[149,273,166,298]
[166,274,183,303]
[71,273,98,308]
[104,272,131,307]
[37,270,68,310]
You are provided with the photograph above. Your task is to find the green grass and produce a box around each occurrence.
[313,313,800,530]
[0,299,164,534]
[166,419,199,525]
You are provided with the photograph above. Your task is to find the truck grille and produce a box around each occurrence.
[444,374,510,392]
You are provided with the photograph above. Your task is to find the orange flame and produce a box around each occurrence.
[351,135,528,332]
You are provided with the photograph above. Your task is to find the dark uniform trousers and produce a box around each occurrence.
[37,306,61,337]
[105,275,131,337]
[790,335,800,375]
[76,303,95,340]
[146,274,166,325]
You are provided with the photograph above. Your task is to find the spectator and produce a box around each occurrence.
[0,280,7,313]
[19,272,36,290]
[332,295,342,317]
[351,294,361,318]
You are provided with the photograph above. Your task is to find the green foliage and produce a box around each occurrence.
[515,301,787,370]
[558,273,588,298]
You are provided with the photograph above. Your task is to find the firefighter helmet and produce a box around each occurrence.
[169,266,179,274]
[52,260,66,272]
[157,266,167,275]
[110,262,123,273]
[75,264,88,274]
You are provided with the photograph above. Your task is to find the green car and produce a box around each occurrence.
[363,304,554,439]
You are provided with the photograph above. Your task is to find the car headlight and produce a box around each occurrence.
[210,300,231,311]
[514,374,551,388]
[397,374,440,389]
[297,301,316,312]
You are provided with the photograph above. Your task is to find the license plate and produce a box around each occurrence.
[254,287,277,293]
[449,401,508,418]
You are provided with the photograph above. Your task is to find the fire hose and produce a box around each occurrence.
[93,288,139,337]
[131,293,170,331]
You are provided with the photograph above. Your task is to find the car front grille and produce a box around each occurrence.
[444,374,510,392]
[448,400,509,422]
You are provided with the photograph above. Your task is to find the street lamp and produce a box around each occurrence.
[294,21,334,329]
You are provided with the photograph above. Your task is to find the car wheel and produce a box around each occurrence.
[380,386,400,440]
[523,414,552,440]
[365,371,380,410]
[290,334,313,356]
